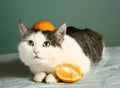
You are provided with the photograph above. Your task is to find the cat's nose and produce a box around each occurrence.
[33,49,40,54]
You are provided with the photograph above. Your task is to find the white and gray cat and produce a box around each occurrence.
[18,20,104,83]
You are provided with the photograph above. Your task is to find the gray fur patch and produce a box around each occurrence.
[67,26,104,63]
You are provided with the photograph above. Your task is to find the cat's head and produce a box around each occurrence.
[18,20,66,65]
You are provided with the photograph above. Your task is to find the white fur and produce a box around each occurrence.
[18,30,91,83]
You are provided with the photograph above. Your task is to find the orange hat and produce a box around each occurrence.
[32,20,55,32]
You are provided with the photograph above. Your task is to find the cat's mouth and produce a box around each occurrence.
[33,56,41,59]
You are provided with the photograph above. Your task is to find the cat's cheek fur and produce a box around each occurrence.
[18,42,33,66]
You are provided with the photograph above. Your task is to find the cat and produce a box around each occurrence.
[18,20,104,83]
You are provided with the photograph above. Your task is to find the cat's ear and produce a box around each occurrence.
[19,20,31,39]
[55,23,66,37]
[55,23,66,43]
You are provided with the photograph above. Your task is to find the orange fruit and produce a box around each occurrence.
[32,20,55,32]
[55,63,84,83]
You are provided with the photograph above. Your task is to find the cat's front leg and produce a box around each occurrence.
[33,72,46,82]
[45,74,59,83]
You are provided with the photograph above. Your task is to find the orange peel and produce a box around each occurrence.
[32,20,55,32]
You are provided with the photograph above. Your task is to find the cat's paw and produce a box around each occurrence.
[45,74,58,83]
[33,72,46,82]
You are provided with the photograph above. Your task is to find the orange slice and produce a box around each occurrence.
[55,63,84,83]
[32,20,55,32]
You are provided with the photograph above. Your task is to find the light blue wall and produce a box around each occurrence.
[0,0,120,54]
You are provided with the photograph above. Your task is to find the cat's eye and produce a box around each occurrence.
[43,41,51,47]
[27,40,34,46]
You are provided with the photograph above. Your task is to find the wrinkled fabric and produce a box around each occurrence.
[0,47,120,88]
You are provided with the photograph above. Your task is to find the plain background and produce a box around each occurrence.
[0,0,120,54]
